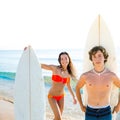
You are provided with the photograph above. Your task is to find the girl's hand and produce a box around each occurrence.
[73,97,77,104]
[24,47,27,51]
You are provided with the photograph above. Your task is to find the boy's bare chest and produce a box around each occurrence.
[86,74,112,87]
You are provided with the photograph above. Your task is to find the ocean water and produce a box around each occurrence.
[0,49,83,94]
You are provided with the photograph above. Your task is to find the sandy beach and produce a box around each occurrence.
[0,99,14,120]
[1,91,120,120]
[0,85,120,120]
[0,91,84,120]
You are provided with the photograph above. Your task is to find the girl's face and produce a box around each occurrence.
[92,50,105,66]
[60,54,69,68]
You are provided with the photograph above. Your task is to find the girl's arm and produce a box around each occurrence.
[66,78,77,104]
[41,64,56,71]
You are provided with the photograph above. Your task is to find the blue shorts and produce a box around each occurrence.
[85,105,112,120]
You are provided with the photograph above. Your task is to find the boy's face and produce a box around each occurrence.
[91,50,105,66]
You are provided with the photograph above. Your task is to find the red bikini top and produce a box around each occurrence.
[52,75,70,84]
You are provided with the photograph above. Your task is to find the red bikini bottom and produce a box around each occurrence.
[48,94,64,101]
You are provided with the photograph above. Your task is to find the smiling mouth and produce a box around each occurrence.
[96,62,101,64]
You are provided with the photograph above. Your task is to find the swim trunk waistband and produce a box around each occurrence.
[87,104,110,109]
[86,105,111,117]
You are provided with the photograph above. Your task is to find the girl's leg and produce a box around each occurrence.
[48,98,62,120]
[57,97,64,114]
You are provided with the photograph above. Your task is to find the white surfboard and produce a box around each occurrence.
[83,15,119,120]
[14,46,45,120]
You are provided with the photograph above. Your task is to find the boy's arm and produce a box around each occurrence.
[75,75,86,112]
[113,91,120,113]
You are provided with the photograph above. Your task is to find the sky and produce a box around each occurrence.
[0,0,120,50]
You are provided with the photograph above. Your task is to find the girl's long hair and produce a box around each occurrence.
[58,52,77,79]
